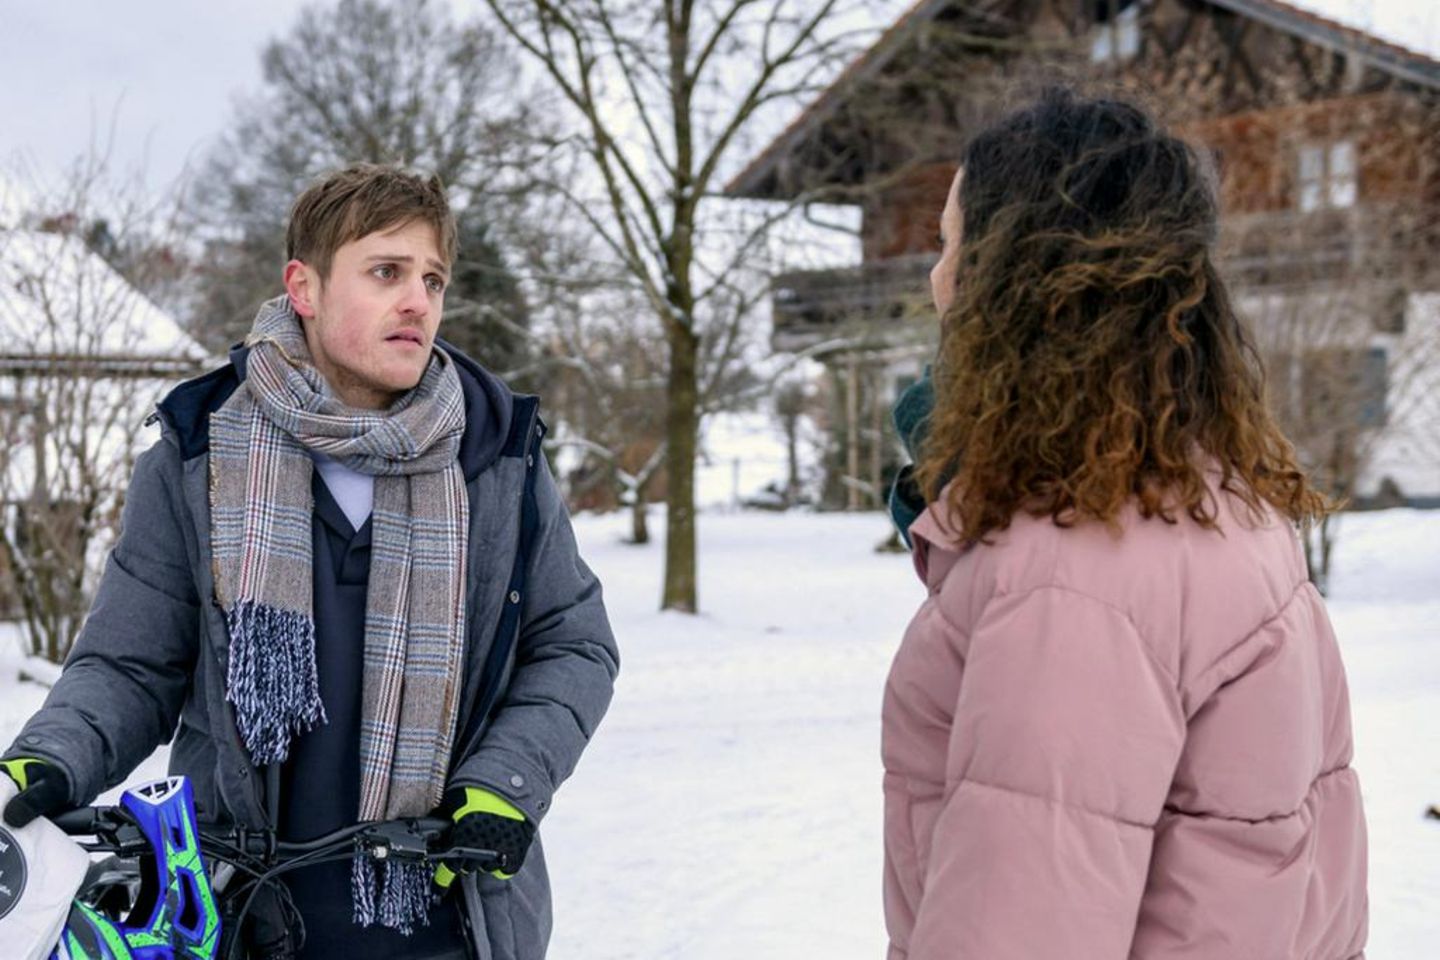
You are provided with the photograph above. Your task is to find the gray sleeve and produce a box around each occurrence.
[450,456,619,823]
[7,437,200,804]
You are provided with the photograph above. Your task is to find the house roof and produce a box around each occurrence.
[0,229,208,365]
[725,0,1440,200]
[1219,0,1440,89]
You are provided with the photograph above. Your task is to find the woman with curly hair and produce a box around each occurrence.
[883,90,1367,959]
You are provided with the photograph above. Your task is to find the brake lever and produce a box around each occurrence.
[84,824,146,856]
[50,806,113,835]
[360,820,434,862]
[52,807,147,854]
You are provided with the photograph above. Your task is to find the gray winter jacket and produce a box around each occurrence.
[9,343,619,959]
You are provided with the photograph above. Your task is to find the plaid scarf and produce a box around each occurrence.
[210,296,470,932]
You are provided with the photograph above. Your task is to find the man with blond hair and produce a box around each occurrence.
[3,164,618,959]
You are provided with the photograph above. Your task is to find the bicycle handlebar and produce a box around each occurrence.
[51,805,470,862]
[47,785,497,960]
[49,806,107,835]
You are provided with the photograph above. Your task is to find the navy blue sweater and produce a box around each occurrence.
[275,473,467,959]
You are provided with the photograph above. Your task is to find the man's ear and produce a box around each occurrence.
[283,260,319,318]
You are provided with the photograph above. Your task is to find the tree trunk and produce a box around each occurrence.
[662,323,700,612]
[630,485,650,545]
[846,355,861,511]
[869,364,883,509]
[1319,511,1337,595]
[1304,511,1338,597]
[783,413,800,506]
[1302,523,1318,588]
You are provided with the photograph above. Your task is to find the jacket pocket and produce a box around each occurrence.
[475,836,552,960]
[459,875,491,960]
[168,721,225,823]
[908,785,944,890]
[883,772,925,915]
[477,875,519,960]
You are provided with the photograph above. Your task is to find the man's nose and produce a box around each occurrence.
[398,276,431,317]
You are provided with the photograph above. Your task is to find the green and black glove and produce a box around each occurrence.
[433,786,536,890]
[1,756,71,828]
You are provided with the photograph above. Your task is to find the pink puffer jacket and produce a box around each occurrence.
[883,480,1368,959]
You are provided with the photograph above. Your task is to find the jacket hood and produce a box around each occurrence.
[154,338,517,481]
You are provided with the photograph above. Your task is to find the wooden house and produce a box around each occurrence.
[727,0,1440,509]
[0,221,209,629]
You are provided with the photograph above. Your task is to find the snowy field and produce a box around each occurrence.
[2,507,1438,956]
[544,508,1440,959]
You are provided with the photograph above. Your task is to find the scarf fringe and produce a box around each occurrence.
[352,853,433,935]
[225,599,326,766]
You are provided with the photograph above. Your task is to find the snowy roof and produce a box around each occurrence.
[1219,0,1440,86]
[0,173,31,231]
[1294,0,1440,63]
[0,228,207,364]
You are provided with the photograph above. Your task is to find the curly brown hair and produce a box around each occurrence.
[917,89,1330,540]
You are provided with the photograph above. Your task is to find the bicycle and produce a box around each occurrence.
[34,776,494,959]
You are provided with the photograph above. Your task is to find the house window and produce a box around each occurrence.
[1300,345,1387,428]
[1375,288,1407,335]
[1297,141,1357,212]
[1091,1,1141,63]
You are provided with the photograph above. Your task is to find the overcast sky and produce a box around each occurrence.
[2,0,1437,198]
[0,1,306,192]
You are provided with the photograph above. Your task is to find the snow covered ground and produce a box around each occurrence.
[2,507,1437,956]
[544,508,1440,959]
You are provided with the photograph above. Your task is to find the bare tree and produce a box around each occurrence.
[480,0,874,611]
[0,158,205,662]
[509,171,805,545]
[1204,93,1440,592]
[523,225,670,542]
[189,0,535,371]
[1237,255,1440,592]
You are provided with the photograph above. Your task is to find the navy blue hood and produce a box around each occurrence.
[154,338,519,481]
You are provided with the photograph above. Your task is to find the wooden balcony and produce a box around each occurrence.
[770,202,1440,356]
[770,255,934,354]
[1220,202,1440,287]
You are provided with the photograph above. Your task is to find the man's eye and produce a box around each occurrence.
[426,275,446,293]
[373,265,396,280]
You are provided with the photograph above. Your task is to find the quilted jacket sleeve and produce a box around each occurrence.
[6,438,200,805]
[908,585,1185,960]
